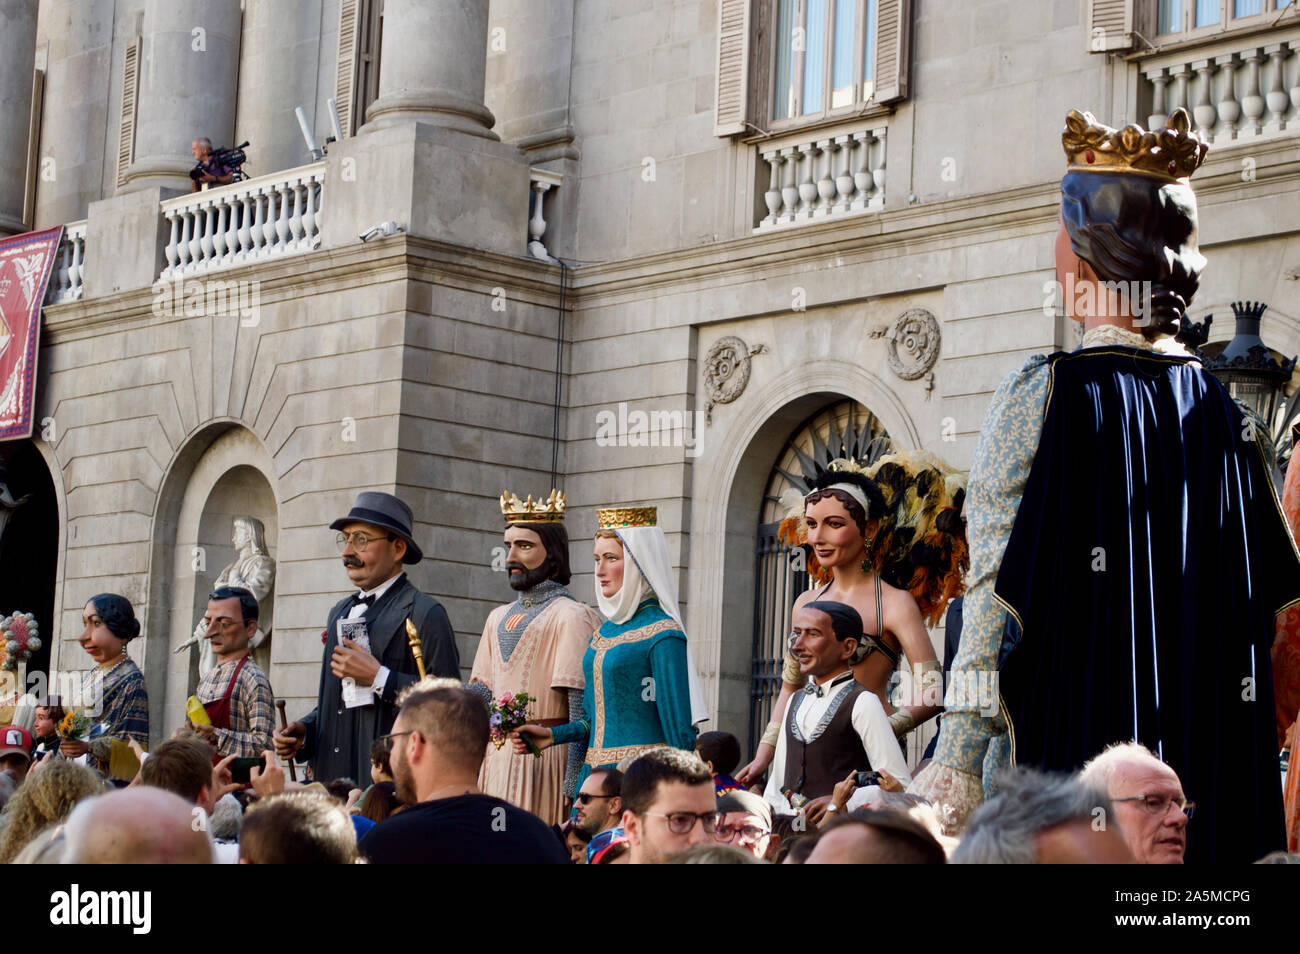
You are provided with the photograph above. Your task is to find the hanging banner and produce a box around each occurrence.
[0,226,62,441]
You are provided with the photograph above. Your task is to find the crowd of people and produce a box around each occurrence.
[1,107,1299,865]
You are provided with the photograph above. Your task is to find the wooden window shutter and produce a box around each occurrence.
[714,0,751,136]
[872,0,912,105]
[1087,0,1136,52]
[336,0,362,135]
[116,36,141,188]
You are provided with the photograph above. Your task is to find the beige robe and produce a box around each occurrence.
[471,596,599,825]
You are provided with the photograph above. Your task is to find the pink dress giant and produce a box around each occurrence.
[471,595,599,825]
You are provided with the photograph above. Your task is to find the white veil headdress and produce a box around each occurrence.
[595,525,709,726]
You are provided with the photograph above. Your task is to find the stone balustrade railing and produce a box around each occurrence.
[1143,28,1300,144]
[527,168,562,262]
[160,162,325,279]
[44,220,87,305]
[756,122,887,232]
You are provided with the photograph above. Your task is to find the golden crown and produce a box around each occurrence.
[596,506,657,529]
[1062,107,1207,183]
[500,489,567,524]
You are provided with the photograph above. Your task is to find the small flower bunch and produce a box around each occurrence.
[57,710,92,741]
[487,690,539,756]
[0,612,40,672]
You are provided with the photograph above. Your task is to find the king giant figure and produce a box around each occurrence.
[470,490,601,825]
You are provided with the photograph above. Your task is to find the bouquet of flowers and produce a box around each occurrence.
[487,690,540,757]
[0,612,41,672]
[57,710,92,742]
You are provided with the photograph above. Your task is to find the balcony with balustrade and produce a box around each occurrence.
[754,119,888,232]
[1140,24,1300,145]
[37,159,564,309]
[160,164,325,279]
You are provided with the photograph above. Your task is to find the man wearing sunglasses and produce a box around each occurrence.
[621,747,718,864]
[274,491,459,784]
[1082,742,1191,864]
[574,769,623,840]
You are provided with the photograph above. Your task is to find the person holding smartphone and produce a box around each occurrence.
[762,600,911,827]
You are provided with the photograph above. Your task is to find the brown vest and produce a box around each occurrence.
[781,678,871,801]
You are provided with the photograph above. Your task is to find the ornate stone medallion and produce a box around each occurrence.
[704,336,767,423]
[885,309,940,380]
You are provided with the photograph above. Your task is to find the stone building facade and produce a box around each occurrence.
[2,0,1297,759]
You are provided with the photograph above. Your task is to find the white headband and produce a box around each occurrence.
[808,481,872,517]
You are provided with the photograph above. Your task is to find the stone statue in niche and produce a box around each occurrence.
[0,463,32,560]
[174,515,275,679]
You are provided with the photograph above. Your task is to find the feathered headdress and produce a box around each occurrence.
[778,448,968,626]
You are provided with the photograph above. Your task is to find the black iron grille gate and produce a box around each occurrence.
[748,521,809,753]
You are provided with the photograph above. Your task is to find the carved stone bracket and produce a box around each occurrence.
[884,308,941,381]
[704,336,768,424]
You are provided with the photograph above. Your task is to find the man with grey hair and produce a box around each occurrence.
[952,769,1133,864]
[64,788,214,864]
[190,137,236,192]
[1081,742,1190,864]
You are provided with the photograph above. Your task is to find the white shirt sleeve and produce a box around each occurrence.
[763,695,795,815]
[851,692,912,786]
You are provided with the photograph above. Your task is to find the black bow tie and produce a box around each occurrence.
[352,593,376,607]
[805,672,853,697]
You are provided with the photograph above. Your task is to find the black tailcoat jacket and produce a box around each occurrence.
[298,574,459,782]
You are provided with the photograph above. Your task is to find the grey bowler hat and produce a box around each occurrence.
[330,491,423,564]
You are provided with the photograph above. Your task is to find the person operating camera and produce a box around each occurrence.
[191,137,235,192]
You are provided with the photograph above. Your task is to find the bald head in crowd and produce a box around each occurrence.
[806,809,947,864]
[64,788,213,864]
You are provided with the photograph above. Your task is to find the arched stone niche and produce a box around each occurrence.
[147,424,279,740]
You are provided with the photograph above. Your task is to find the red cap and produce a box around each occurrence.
[0,725,33,762]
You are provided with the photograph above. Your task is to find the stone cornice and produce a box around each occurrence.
[40,234,571,340]
[40,138,1299,340]
[568,181,1066,301]
[569,142,1300,300]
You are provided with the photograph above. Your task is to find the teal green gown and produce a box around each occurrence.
[550,598,698,795]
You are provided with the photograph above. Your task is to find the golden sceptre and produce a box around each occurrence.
[405,618,427,679]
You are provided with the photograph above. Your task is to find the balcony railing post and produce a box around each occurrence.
[150,162,326,281]
[754,120,888,231]
[1138,30,1298,145]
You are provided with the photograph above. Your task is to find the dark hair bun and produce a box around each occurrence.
[88,593,140,642]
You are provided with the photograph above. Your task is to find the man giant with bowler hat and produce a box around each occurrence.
[274,492,459,782]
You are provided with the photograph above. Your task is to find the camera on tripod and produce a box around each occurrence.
[189,141,250,182]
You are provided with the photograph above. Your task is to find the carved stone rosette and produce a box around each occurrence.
[885,309,941,381]
[704,336,767,423]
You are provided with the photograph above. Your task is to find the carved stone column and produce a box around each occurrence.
[32,0,116,229]
[363,0,497,138]
[119,0,242,193]
[0,0,38,234]
[235,0,324,177]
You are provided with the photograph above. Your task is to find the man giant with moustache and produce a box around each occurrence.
[274,492,459,783]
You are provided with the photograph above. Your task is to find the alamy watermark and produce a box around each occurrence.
[1,669,104,711]
[887,667,1000,718]
[151,275,261,327]
[1042,275,1154,327]
[594,402,705,458]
